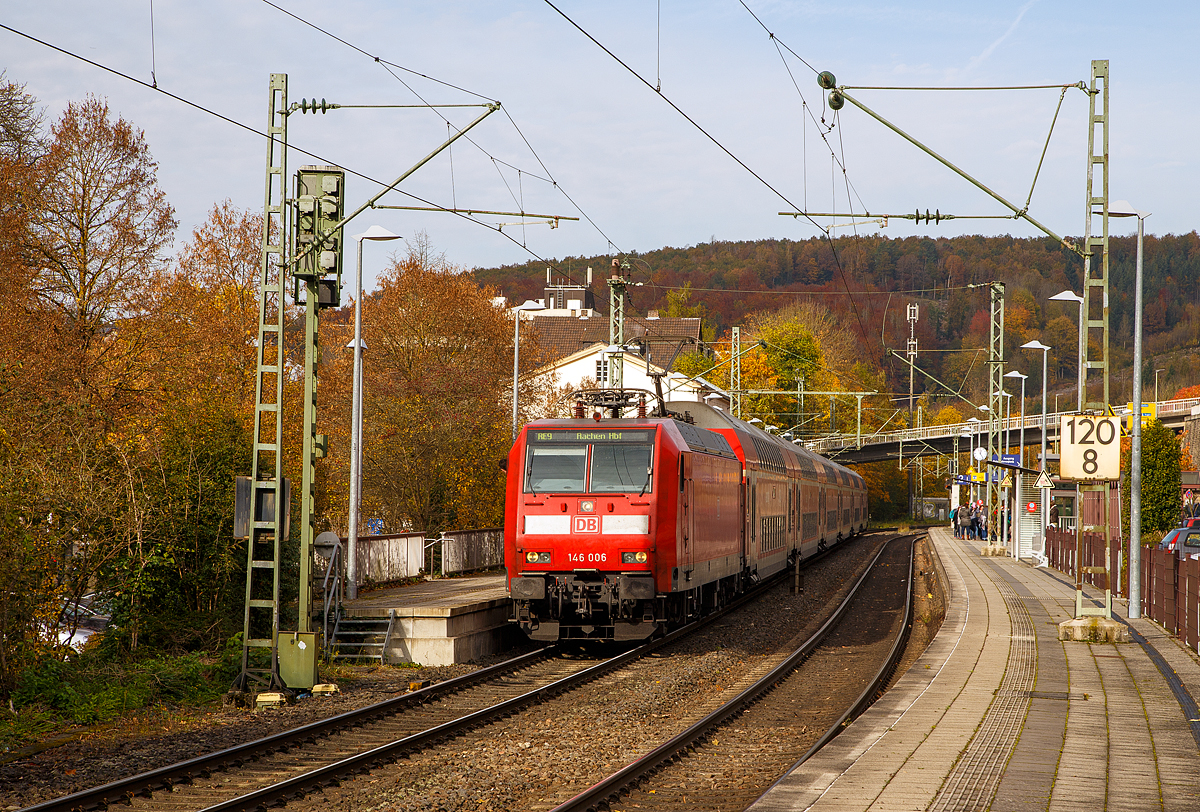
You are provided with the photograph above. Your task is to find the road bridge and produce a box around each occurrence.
[804,396,1200,465]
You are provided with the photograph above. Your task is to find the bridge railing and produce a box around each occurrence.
[803,396,1200,455]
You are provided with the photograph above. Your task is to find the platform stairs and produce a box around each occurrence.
[326,611,397,664]
[315,538,397,664]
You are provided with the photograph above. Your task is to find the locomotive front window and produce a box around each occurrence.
[524,429,656,494]
[590,444,654,493]
[525,446,587,492]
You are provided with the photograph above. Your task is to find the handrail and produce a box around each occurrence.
[321,542,343,658]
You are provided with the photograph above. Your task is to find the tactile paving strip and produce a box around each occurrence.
[926,565,1036,812]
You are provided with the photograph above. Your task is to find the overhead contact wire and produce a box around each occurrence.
[260,0,621,258]
[541,0,873,353]
[0,23,603,289]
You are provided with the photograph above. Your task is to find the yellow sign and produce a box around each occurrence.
[1123,401,1158,433]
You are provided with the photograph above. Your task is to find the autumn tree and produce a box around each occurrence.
[29,96,176,338]
[95,202,261,649]
[323,236,529,535]
[0,74,54,694]
[0,70,45,163]
[0,94,185,657]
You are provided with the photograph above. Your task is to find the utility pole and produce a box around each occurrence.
[1082,60,1111,411]
[237,74,291,694]
[987,282,1005,546]
[607,258,628,395]
[731,327,742,418]
[234,75,514,696]
[1076,59,1114,620]
[907,303,918,519]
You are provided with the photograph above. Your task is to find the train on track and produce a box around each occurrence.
[504,389,868,641]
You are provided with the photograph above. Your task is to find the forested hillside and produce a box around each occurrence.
[474,231,1200,409]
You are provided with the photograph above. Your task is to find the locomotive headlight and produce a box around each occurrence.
[525,551,551,564]
[580,500,595,513]
[621,551,649,564]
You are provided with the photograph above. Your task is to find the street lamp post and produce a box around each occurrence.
[347,226,402,601]
[512,300,546,440]
[1049,290,1086,412]
[1155,368,1165,404]
[1021,339,1051,563]
[1001,390,1012,547]
[1111,200,1150,617]
[1005,370,1028,556]
[967,416,981,502]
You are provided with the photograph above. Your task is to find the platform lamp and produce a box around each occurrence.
[1020,339,1051,564]
[1111,199,1151,618]
[1049,290,1085,412]
[966,416,981,502]
[958,428,971,511]
[347,226,402,601]
[512,300,546,440]
[1004,370,1028,556]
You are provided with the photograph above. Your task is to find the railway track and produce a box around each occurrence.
[25,535,882,812]
[551,533,917,812]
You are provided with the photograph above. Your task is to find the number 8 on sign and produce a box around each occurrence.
[1059,415,1120,480]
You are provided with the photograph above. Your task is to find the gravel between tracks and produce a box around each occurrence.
[286,533,896,812]
[5,531,946,812]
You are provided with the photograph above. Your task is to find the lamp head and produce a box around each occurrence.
[354,225,402,242]
[1004,370,1027,380]
[1049,290,1084,304]
[1108,199,1151,219]
[1021,339,1051,352]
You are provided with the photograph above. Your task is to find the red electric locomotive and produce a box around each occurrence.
[504,393,867,641]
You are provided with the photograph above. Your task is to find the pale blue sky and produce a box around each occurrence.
[3,1,1195,288]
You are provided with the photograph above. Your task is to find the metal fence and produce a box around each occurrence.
[1045,526,1127,596]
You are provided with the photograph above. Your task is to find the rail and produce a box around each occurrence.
[549,533,917,812]
[20,646,556,812]
[31,536,855,812]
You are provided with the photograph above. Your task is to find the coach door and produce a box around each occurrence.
[681,454,694,579]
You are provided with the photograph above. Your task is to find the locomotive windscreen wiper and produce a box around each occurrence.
[638,466,653,497]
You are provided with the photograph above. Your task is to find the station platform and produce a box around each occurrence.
[751,526,1200,812]
[340,572,511,666]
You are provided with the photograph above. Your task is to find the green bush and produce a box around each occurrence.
[2,642,242,747]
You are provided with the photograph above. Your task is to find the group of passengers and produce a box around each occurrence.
[950,501,988,540]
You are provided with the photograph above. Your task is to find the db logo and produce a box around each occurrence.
[573,515,600,534]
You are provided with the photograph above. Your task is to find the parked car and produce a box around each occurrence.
[1159,527,1200,559]
[53,593,111,649]
[1181,517,1200,529]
